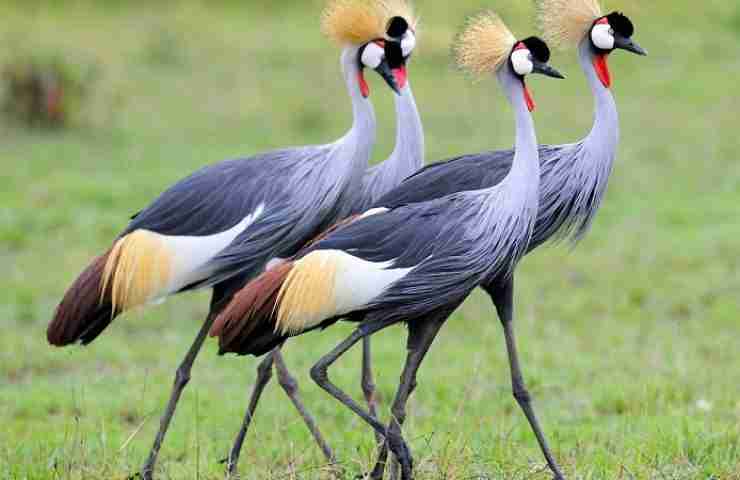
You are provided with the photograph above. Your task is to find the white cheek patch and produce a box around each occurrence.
[401,31,416,57]
[511,49,533,76]
[361,43,384,69]
[591,24,615,50]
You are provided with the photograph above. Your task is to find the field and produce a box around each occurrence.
[2,0,740,478]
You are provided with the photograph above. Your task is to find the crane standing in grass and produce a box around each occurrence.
[45,1,419,478]
[211,12,564,480]
[223,8,423,477]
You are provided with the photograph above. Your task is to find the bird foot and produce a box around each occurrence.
[126,471,151,480]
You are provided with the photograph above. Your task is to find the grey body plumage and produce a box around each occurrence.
[199,58,426,288]
[301,62,541,326]
[130,46,378,290]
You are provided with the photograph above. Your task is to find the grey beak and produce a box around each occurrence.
[532,61,566,79]
[375,58,401,95]
[615,35,648,56]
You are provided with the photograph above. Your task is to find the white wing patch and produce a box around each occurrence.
[330,250,412,316]
[161,203,265,295]
[360,207,390,219]
[275,249,413,335]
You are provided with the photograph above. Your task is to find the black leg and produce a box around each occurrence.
[273,348,336,466]
[486,278,566,480]
[371,313,451,480]
[309,319,415,479]
[362,336,384,445]
[225,351,275,478]
[141,314,215,480]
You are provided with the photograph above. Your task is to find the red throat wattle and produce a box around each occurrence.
[393,66,408,89]
[523,82,536,112]
[593,53,612,88]
[358,71,370,98]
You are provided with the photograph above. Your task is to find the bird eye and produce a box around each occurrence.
[591,23,615,50]
[361,42,385,69]
[510,48,533,76]
[401,31,416,57]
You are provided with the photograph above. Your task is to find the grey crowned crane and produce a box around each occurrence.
[210,12,563,480]
[45,0,415,478]
[223,4,423,476]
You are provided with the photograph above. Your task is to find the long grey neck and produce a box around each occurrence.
[338,46,377,174]
[373,82,424,187]
[531,41,620,247]
[579,39,619,162]
[389,83,424,177]
[497,68,540,193]
[473,68,541,281]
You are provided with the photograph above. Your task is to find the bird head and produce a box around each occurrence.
[357,37,403,97]
[455,12,565,113]
[356,11,417,97]
[589,12,646,88]
[322,0,418,97]
[536,0,646,89]
[383,15,417,90]
[509,37,566,112]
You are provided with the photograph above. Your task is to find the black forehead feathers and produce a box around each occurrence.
[384,41,405,68]
[386,16,409,39]
[606,11,634,38]
[520,36,550,63]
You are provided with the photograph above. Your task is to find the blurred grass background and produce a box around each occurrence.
[1,0,740,478]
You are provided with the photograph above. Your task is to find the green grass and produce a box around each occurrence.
[2,0,740,478]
